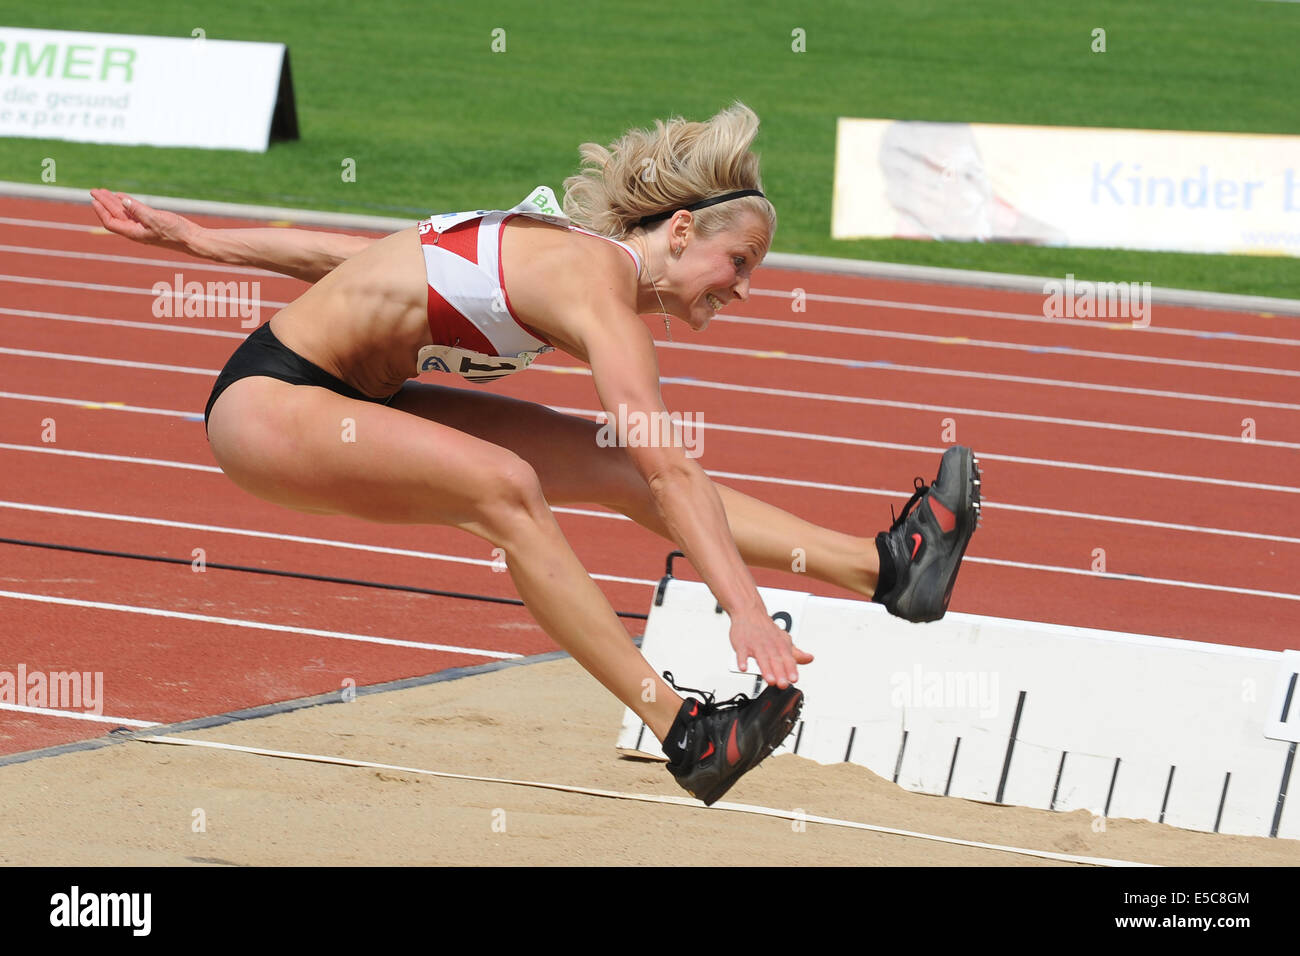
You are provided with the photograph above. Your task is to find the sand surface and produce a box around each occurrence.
[1,656,1296,867]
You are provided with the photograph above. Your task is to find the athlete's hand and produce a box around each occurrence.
[729,610,814,688]
[89,188,201,253]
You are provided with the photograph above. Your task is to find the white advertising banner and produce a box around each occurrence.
[0,26,290,151]
[832,118,1300,257]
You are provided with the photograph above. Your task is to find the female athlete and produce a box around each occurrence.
[89,104,980,805]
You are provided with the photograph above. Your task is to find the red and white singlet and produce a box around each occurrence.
[415,186,642,383]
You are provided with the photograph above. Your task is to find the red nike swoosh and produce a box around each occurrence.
[726,720,741,765]
[688,703,698,717]
[910,533,923,560]
[701,741,715,760]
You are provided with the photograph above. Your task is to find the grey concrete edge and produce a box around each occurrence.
[5,179,1298,316]
[0,178,415,232]
[0,646,583,770]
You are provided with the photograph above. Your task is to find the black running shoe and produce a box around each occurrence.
[661,671,803,806]
[875,446,982,623]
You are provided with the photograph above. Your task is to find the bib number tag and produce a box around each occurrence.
[417,343,549,383]
[418,186,568,236]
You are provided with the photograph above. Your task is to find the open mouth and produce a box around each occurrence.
[706,293,724,311]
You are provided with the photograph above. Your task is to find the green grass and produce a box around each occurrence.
[3,0,1298,297]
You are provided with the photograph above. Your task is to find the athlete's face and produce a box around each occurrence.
[670,211,770,332]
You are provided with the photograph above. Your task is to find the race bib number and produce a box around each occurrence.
[417,186,567,236]
[416,343,550,383]
[524,186,562,217]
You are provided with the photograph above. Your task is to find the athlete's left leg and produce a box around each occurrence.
[389,382,880,598]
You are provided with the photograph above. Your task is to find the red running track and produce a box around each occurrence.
[2,194,1297,758]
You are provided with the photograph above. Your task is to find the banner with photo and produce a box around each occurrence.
[832,118,1300,257]
[0,26,296,151]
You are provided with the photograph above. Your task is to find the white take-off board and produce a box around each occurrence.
[619,569,1299,839]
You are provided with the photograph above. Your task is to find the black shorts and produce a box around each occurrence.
[204,322,400,431]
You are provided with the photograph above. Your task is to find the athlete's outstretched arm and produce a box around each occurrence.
[578,306,813,688]
[89,189,375,283]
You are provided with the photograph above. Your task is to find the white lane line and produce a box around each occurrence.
[0,702,159,727]
[702,463,1297,510]
[5,282,1296,382]
[0,497,1292,602]
[0,216,96,233]
[7,353,1297,451]
[0,243,280,278]
[0,391,204,419]
[962,557,1299,603]
[8,309,1300,412]
[748,288,1300,347]
[5,270,1293,377]
[0,589,525,657]
[136,734,1152,866]
[0,424,623,525]
[713,313,1300,378]
[0,273,290,308]
[540,355,1300,413]
[4,395,1296,496]
[550,405,1300,496]
[1,228,1287,345]
[1,307,249,339]
[10,382,1297,460]
[652,375,1300,450]
[0,347,218,376]
[982,500,1300,547]
[3,448,1298,548]
[0,442,222,473]
[656,341,1300,407]
[0,500,655,587]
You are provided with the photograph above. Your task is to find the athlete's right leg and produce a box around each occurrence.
[391,382,881,597]
[205,375,684,740]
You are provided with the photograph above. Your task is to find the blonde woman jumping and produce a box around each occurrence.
[90,104,980,805]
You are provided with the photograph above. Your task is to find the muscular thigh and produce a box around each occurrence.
[387,380,647,508]
[205,375,546,525]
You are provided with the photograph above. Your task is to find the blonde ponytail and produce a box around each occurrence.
[562,102,776,242]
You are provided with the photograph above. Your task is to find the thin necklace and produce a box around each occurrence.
[632,232,673,342]
[654,280,672,342]
[649,241,672,342]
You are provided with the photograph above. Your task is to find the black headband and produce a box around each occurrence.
[636,189,766,228]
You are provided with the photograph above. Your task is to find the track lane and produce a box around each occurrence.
[3,194,1298,760]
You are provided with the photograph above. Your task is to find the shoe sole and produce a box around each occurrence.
[894,447,981,622]
[937,450,981,614]
[696,688,804,806]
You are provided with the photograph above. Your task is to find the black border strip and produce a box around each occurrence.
[0,536,647,621]
[1215,771,1231,834]
[892,729,909,784]
[0,647,576,769]
[995,690,1026,804]
[1159,765,1175,824]
[1280,672,1298,723]
[1049,751,1067,811]
[1270,743,1295,838]
[944,737,961,797]
[1103,757,1121,818]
